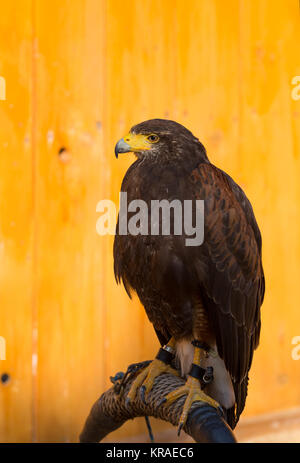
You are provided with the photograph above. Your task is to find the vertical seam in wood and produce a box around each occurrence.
[237,0,244,174]
[101,0,108,393]
[31,0,38,443]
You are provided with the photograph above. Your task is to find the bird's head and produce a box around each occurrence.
[115,119,208,163]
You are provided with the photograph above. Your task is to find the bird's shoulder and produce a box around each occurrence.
[189,162,263,254]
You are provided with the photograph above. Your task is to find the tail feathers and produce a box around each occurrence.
[226,376,249,429]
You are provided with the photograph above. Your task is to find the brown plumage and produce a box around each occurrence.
[113,119,265,428]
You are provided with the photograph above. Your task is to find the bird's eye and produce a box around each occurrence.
[147,134,159,143]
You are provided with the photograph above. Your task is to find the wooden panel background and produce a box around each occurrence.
[0,0,299,442]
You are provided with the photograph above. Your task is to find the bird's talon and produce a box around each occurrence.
[158,397,166,407]
[162,376,220,435]
[140,385,147,404]
[125,357,178,407]
[218,405,224,417]
[125,397,131,410]
[177,422,184,436]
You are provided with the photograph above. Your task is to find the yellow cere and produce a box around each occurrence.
[123,133,153,151]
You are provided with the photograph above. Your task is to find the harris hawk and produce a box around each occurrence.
[113,119,264,432]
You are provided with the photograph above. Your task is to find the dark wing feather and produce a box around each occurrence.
[153,327,170,347]
[190,163,264,428]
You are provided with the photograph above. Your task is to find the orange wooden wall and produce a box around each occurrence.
[0,0,300,442]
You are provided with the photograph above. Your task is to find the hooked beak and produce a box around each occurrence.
[115,138,131,159]
[115,132,152,158]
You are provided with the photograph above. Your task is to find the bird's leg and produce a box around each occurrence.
[162,341,221,435]
[125,337,179,406]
